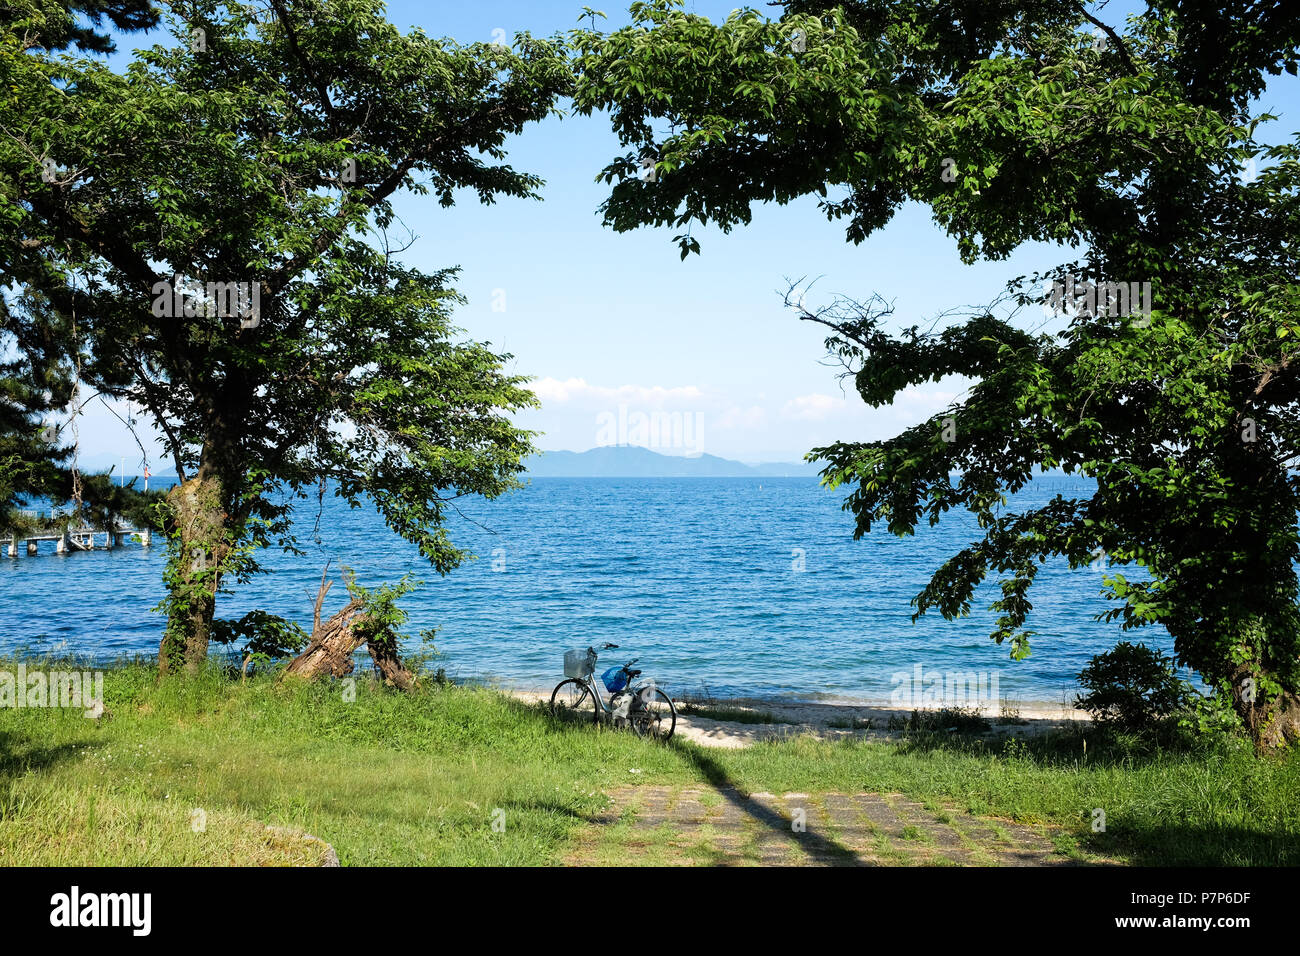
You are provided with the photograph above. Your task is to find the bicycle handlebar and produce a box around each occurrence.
[586,645,635,671]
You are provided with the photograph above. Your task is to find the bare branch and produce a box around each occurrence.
[311,559,334,637]
[1079,8,1136,74]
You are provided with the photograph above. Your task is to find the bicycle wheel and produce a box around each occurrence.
[630,686,676,741]
[550,679,599,725]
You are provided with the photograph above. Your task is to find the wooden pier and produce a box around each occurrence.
[5,513,151,557]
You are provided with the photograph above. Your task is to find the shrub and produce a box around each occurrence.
[1076,642,1192,730]
[1176,684,1246,738]
[210,610,309,669]
[907,706,991,733]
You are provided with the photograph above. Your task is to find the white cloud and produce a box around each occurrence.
[521,377,971,461]
[530,377,705,407]
[715,405,767,430]
[780,393,848,421]
[777,385,962,424]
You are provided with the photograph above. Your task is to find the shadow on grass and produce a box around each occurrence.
[521,694,860,863]
[529,690,1297,867]
[666,738,861,865]
[1085,824,1300,867]
[0,731,99,778]
[888,727,1298,867]
[890,721,1231,768]
[496,797,598,823]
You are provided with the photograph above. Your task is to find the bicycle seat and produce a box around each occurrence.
[627,668,642,678]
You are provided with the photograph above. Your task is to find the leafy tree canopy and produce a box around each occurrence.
[2,0,160,53]
[2,0,571,671]
[573,0,1300,746]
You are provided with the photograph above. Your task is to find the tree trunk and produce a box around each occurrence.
[284,586,419,690]
[1220,560,1300,751]
[1221,444,1300,748]
[1229,662,1300,750]
[368,637,417,691]
[157,469,236,675]
[284,597,367,679]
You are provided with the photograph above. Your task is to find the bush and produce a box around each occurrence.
[1076,642,1192,730]
[1176,685,1245,738]
[210,610,309,668]
[907,706,991,733]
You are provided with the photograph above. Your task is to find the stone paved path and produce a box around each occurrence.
[569,786,1079,866]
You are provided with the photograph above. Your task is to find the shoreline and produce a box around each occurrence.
[462,674,1083,715]
[498,682,1091,750]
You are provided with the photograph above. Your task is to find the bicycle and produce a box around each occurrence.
[549,643,677,741]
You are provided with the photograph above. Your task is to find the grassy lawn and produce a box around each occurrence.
[1,661,1297,865]
[675,702,789,724]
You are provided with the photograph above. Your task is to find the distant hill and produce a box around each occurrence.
[66,452,178,478]
[69,446,817,480]
[524,445,820,477]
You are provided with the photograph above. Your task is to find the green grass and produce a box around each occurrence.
[2,660,1298,866]
[906,707,992,733]
[677,702,787,724]
[825,716,874,729]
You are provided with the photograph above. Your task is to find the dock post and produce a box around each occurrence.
[26,540,36,555]
[141,528,152,547]
[56,531,68,554]
[6,535,15,558]
[105,531,114,551]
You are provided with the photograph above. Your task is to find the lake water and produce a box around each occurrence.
[0,475,1172,704]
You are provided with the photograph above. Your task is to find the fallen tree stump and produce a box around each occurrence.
[283,568,418,689]
[284,597,367,680]
[368,636,417,691]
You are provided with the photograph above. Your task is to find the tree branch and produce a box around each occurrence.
[1080,8,1136,75]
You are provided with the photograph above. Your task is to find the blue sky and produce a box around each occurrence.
[71,1,1300,469]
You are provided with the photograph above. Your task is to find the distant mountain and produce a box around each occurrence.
[64,452,177,478]
[68,446,816,480]
[524,445,820,477]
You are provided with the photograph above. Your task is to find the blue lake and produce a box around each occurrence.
[0,475,1172,704]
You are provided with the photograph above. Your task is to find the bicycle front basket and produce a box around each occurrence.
[563,648,595,679]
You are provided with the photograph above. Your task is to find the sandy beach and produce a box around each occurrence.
[505,685,1091,749]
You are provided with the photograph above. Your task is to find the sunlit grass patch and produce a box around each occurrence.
[1,658,1297,865]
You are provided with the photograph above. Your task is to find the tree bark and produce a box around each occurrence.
[284,576,418,690]
[157,469,236,675]
[1182,449,1300,750]
[1229,662,1300,750]
[284,597,367,679]
[368,637,417,691]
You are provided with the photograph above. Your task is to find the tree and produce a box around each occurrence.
[2,0,570,672]
[1076,641,1191,730]
[2,0,160,54]
[1,0,160,536]
[572,0,1300,746]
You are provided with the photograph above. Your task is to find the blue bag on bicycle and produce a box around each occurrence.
[601,666,628,693]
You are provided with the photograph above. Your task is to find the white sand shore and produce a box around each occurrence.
[501,684,1091,750]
